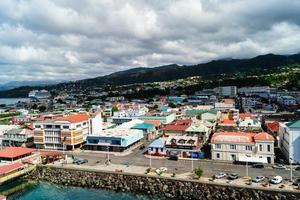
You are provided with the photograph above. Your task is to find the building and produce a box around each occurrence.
[28,90,51,99]
[214,99,235,111]
[211,132,275,164]
[2,128,34,147]
[0,147,35,163]
[84,128,144,152]
[148,139,167,156]
[277,96,296,106]
[279,120,300,164]
[217,86,237,97]
[238,86,273,98]
[185,124,211,144]
[162,119,192,135]
[33,113,102,150]
[138,112,176,125]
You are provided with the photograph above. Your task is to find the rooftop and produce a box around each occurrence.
[0,162,24,175]
[211,131,274,143]
[0,147,35,159]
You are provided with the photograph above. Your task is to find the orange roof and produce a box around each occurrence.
[163,125,190,131]
[0,162,25,175]
[220,119,237,125]
[211,131,274,143]
[266,121,279,133]
[222,99,235,104]
[144,120,161,127]
[254,132,274,141]
[211,132,255,143]
[239,113,256,120]
[57,114,90,123]
[0,147,35,159]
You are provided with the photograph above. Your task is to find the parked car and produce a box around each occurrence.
[168,155,178,161]
[272,164,286,169]
[252,163,264,168]
[228,173,239,180]
[293,178,300,186]
[252,176,265,183]
[215,172,227,179]
[294,166,300,171]
[74,159,88,165]
[270,176,283,184]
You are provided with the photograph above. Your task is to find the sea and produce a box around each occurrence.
[1,180,158,200]
[0,98,29,105]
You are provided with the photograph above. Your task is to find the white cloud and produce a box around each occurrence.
[0,0,299,83]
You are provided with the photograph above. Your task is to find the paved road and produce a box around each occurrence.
[66,148,300,181]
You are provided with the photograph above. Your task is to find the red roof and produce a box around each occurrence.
[0,147,35,159]
[266,121,279,133]
[239,113,256,120]
[254,132,274,141]
[0,162,25,175]
[163,125,190,131]
[57,114,90,123]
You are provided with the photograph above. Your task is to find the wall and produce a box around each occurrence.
[26,166,300,200]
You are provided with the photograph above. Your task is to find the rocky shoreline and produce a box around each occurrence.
[25,165,300,200]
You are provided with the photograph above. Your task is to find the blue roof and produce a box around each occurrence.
[149,139,165,148]
[132,123,155,130]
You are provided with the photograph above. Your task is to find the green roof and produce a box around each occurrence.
[185,109,219,116]
[286,120,300,128]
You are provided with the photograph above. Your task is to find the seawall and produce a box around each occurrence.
[26,165,300,200]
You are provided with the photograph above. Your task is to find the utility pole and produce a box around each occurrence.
[290,157,293,182]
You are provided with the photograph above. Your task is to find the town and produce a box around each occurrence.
[0,84,300,195]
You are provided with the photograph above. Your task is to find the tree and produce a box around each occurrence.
[168,102,177,108]
[38,105,47,112]
[194,168,203,178]
[112,106,119,115]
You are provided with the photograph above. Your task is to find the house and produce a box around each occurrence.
[33,112,102,150]
[162,119,192,135]
[84,128,144,152]
[2,128,34,147]
[148,139,166,156]
[238,116,261,131]
[185,124,211,144]
[211,132,275,164]
[131,123,156,140]
[185,109,221,122]
[279,120,300,164]
[266,121,280,136]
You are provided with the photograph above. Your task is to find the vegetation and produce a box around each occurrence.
[194,168,203,178]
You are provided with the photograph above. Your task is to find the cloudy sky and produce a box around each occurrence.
[0,0,300,83]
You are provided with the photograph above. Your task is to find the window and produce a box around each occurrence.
[45,125,52,129]
[216,153,220,158]
[267,145,271,152]
[259,144,262,151]
[231,154,236,161]
[83,122,87,126]
[35,125,41,128]
[246,146,252,151]
[63,126,69,129]
[76,124,81,128]
[161,148,164,152]
[230,145,236,150]
[55,125,60,129]
[215,144,221,149]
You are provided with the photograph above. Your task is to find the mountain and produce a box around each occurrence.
[0,80,63,91]
[1,53,300,98]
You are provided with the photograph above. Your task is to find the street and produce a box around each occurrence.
[66,147,300,181]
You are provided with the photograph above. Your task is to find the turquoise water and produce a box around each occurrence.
[7,181,157,200]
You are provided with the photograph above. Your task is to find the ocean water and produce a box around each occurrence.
[7,181,158,200]
[0,98,29,105]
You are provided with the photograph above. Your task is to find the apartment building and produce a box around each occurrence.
[33,112,102,150]
[211,132,275,164]
[279,120,300,164]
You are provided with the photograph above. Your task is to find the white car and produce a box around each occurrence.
[270,176,283,184]
[252,176,265,183]
[215,172,227,179]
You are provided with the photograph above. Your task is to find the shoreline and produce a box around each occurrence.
[24,165,300,200]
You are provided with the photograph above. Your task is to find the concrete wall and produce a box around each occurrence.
[26,166,300,200]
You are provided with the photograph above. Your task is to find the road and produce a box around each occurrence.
[65,147,300,181]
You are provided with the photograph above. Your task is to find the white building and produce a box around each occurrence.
[211,131,275,164]
[238,86,273,98]
[279,120,300,164]
[217,86,237,97]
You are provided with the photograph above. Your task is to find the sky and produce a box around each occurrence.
[0,0,300,83]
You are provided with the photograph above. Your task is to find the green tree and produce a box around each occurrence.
[168,102,177,108]
[38,105,47,112]
[194,168,203,177]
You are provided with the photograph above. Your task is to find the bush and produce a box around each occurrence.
[194,168,203,177]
